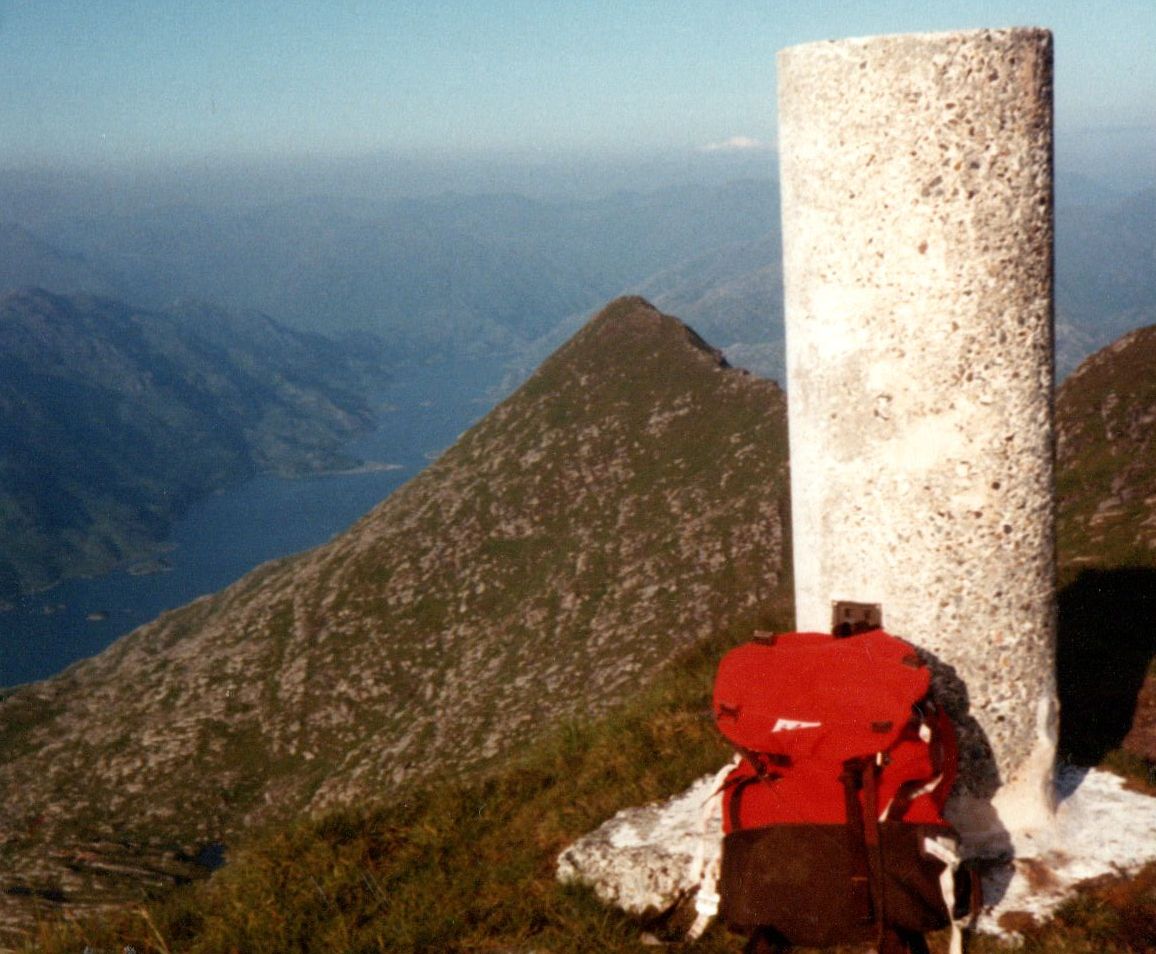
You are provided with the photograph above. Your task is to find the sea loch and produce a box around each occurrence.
[0,357,506,688]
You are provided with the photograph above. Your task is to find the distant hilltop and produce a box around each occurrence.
[0,288,385,597]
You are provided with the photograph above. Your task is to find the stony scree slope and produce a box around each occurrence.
[1057,324,1156,575]
[0,296,790,927]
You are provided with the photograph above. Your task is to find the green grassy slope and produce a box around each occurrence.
[22,614,771,954]
[1057,324,1156,580]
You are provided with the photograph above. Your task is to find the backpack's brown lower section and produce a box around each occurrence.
[719,822,954,948]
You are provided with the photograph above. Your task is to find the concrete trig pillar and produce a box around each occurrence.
[778,29,1056,849]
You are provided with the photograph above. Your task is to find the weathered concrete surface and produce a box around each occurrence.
[778,29,1056,845]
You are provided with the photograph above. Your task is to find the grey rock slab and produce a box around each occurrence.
[556,771,722,917]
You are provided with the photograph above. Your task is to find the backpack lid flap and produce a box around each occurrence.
[713,630,931,760]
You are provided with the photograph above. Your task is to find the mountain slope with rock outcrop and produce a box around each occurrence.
[1055,324,1156,770]
[0,297,791,933]
[1057,323,1156,576]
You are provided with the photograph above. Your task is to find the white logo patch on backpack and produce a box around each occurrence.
[771,717,823,733]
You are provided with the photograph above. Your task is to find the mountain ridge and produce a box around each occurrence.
[10,308,1156,952]
[4,180,1155,382]
[19,182,778,359]
[5,300,1156,946]
[0,297,791,932]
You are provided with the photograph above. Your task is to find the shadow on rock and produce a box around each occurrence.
[917,646,1014,908]
[917,647,1002,802]
[1057,566,1156,765]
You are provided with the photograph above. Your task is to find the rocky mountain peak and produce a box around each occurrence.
[562,295,731,368]
[0,297,791,929]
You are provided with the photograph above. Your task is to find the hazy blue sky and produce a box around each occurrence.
[3,1,1153,171]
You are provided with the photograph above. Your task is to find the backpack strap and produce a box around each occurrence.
[726,774,764,832]
[861,755,890,950]
[736,745,792,779]
[882,706,947,821]
[923,833,981,954]
[686,757,740,941]
[845,754,933,952]
[724,754,789,829]
[839,757,878,928]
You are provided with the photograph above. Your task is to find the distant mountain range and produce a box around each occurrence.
[0,288,385,598]
[4,176,1152,382]
[0,297,791,935]
[0,223,119,299]
[2,182,778,361]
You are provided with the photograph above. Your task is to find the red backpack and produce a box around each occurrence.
[698,629,973,954]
